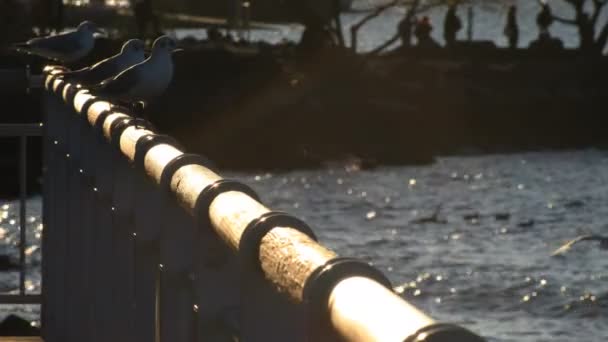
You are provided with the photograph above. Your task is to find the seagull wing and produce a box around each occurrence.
[61,53,123,85]
[92,63,142,99]
[57,66,92,82]
[14,31,84,60]
[551,234,603,256]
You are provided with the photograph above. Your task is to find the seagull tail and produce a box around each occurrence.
[11,43,30,52]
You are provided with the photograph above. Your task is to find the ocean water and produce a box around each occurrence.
[1,150,607,341]
[172,0,607,52]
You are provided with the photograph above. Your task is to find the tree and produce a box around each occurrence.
[553,0,608,54]
[351,0,467,55]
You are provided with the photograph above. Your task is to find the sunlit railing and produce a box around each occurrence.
[41,65,486,342]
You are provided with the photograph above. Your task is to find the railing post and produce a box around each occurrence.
[42,85,70,341]
[110,137,138,342]
[64,96,86,342]
[132,173,163,342]
[158,201,195,342]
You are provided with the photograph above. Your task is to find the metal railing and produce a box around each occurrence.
[40,66,486,342]
[0,123,43,305]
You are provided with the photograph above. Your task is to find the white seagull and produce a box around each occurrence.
[551,234,608,256]
[58,39,146,86]
[90,36,179,105]
[13,21,105,64]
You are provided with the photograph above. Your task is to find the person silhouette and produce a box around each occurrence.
[536,1,553,35]
[504,5,519,49]
[415,16,439,48]
[443,4,462,47]
[398,15,413,48]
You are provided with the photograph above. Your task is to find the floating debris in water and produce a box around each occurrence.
[365,211,377,220]
[494,213,510,221]
[517,220,535,228]
[564,200,584,209]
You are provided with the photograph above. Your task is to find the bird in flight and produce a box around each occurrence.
[551,234,608,256]
[13,21,105,64]
[58,39,146,86]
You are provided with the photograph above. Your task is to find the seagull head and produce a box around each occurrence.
[151,36,183,55]
[77,21,107,38]
[121,39,146,56]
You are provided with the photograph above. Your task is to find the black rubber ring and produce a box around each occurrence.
[133,134,183,169]
[109,118,153,149]
[79,97,100,121]
[302,257,393,339]
[109,117,134,148]
[403,323,486,342]
[159,153,216,192]
[93,110,112,132]
[194,179,260,228]
[239,211,317,271]
[63,83,83,105]
[46,74,62,92]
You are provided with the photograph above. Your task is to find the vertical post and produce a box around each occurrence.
[133,175,163,342]
[65,110,86,342]
[467,6,474,42]
[110,149,137,342]
[193,227,240,341]
[159,202,195,342]
[43,91,70,341]
[19,135,27,296]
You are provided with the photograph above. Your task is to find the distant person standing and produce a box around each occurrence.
[504,5,519,49]
[536,0,553,35]
[443,4,462,47]
[415,16,439,48]
[577,12,595,53]
[398,16,413,48]
[133,0,157,38]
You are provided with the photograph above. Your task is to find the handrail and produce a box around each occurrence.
[0,123,42,306]
[42,66,485,341]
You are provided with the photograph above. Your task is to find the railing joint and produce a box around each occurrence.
[239,211,317,271]
[159,153,217,192]
[133,134,183,169]
[194,179,260,227]
[302,257,393,339]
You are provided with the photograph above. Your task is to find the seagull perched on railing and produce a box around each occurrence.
[12,21,105,64]
[90,36,179,106]
[551,234,608,256]
[57,39,146,86]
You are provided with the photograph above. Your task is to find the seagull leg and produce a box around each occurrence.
[131,101,155,130]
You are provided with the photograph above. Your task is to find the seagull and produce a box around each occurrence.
[551,235,608,256]
[57,39,146,86]
[90,36,179,105]
[12,21,105,64]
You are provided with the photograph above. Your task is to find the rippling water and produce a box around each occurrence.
[1,150,607,340]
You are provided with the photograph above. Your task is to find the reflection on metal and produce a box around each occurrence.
[39,66,486,341]
[0,123,43,305]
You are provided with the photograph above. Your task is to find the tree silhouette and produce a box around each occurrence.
[553,0,608,54]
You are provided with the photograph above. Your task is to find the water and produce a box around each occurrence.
[172,0,607,52]
[1,150,607,340]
